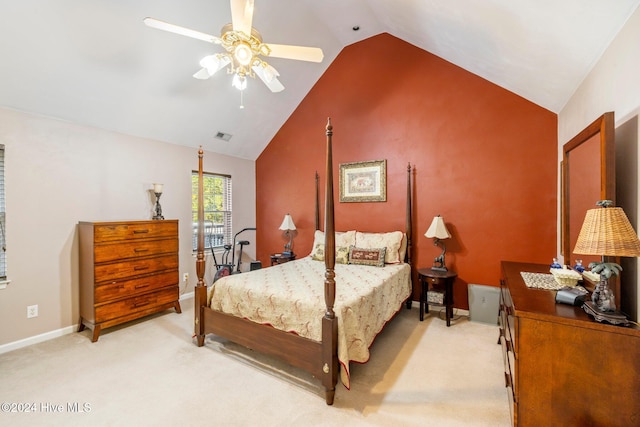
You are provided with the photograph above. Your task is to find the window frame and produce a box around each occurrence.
[0,145,7,288]
[191,170,232,252]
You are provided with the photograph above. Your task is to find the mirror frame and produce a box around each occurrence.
[561,111,615,263]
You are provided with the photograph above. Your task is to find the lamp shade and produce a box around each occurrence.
[425,215,451,240]
[573,206,640,257]
[279,214,296,231]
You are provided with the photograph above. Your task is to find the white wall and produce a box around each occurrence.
[559,6,640,318]
[0,107,256,346]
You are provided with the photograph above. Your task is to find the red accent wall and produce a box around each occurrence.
[256,33,557,308]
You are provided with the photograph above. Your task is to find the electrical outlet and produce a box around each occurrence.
[183,273,189,283]
[27,304,38,318]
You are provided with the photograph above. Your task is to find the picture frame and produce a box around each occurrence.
[339,159,387,202]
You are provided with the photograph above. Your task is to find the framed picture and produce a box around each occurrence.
[339,159,386,202]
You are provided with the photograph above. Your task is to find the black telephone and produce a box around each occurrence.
[555,285,588,306]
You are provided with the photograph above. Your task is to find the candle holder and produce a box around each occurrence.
[152,183,164,220]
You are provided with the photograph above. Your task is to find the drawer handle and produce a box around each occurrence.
[133,229,150,234]
[498,327,505,338]
[134,266,150,271]
[133,299,152,308]
[134,248,149,253]
[135,283,150,289]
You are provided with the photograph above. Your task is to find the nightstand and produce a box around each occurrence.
[418,268,458,326]
[270,253,296,266]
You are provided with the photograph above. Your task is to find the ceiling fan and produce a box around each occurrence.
[144,0,324,93]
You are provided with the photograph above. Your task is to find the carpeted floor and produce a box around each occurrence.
[0,298,511,426]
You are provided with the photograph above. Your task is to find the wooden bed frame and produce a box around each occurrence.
[194,119,413,405]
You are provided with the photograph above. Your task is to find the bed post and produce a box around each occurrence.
[405,162,413,309]
[194,147,207,346]
[315,171,320,231]
[322,118,338,405]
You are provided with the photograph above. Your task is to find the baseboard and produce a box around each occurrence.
[0,325,77,355]
[1,293,196,355]
[180,291,194,301]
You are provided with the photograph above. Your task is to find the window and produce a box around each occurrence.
[191,171,232,251]
[0,145,6,286]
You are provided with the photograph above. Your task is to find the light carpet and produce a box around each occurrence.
[0,298,510,426]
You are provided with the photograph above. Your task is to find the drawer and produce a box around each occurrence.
[95,271,178,304]
[94,221,178,243]
[95,286,178,323]
[94,254,178,283]
[94,238,178,263]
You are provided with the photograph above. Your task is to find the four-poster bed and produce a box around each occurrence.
[194,119,414,405]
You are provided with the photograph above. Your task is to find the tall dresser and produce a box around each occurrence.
[499,261,640,426]
[78,220,181,342]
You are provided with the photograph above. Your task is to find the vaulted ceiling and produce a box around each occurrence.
[1,1,638,160]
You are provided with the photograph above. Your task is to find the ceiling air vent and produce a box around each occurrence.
[215,131,232,142]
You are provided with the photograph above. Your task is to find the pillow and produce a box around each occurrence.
[310,230,356,256]
[355,231,405,264]
[398,234,408,263]
[348,246,386,267]
[311,244,349,264]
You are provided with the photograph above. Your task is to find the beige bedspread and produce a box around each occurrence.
[207,256,412,389]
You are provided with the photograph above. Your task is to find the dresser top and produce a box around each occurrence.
[79,219,178,225]
[501,260,640,335]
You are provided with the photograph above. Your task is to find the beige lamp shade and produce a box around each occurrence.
[425,215,451,240]
[573,206,640,257]
[279,214,296,231]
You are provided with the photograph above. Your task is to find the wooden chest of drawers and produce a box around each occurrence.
[499,261,640,426]
[78,220,181,342]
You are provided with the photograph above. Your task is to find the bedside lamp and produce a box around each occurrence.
[425,215,451,271]
[152,183,164,220]
[573,200,640,325]
[279,213,296,255]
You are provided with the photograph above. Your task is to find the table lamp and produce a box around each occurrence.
[425,215,451,271]
[573,200,640,325]
[279,213,296,255]
[152,183,164,220]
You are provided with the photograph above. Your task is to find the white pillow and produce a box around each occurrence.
[355,231,405,264]
[310,230,356,256]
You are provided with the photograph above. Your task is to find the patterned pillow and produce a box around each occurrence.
[355,231,405,264]
[311,244,349,264]
[348,246,386,267]
[310,230,357,255]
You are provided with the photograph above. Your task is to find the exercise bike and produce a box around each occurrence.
[210,227,257,282]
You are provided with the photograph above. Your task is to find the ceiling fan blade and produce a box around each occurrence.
[144,17,220,44]
[230,0,254,37]
[252,63,284,92]
[266,44,324,63]
[193,68,212,80]
[194,54,231,79]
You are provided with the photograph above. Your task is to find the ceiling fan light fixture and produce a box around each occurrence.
[199,54,218,69]
[234,42,253,66]
[232,73,247,91]
[145,0,323,95]
[262,63,278,82]
[196,54,232,78]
